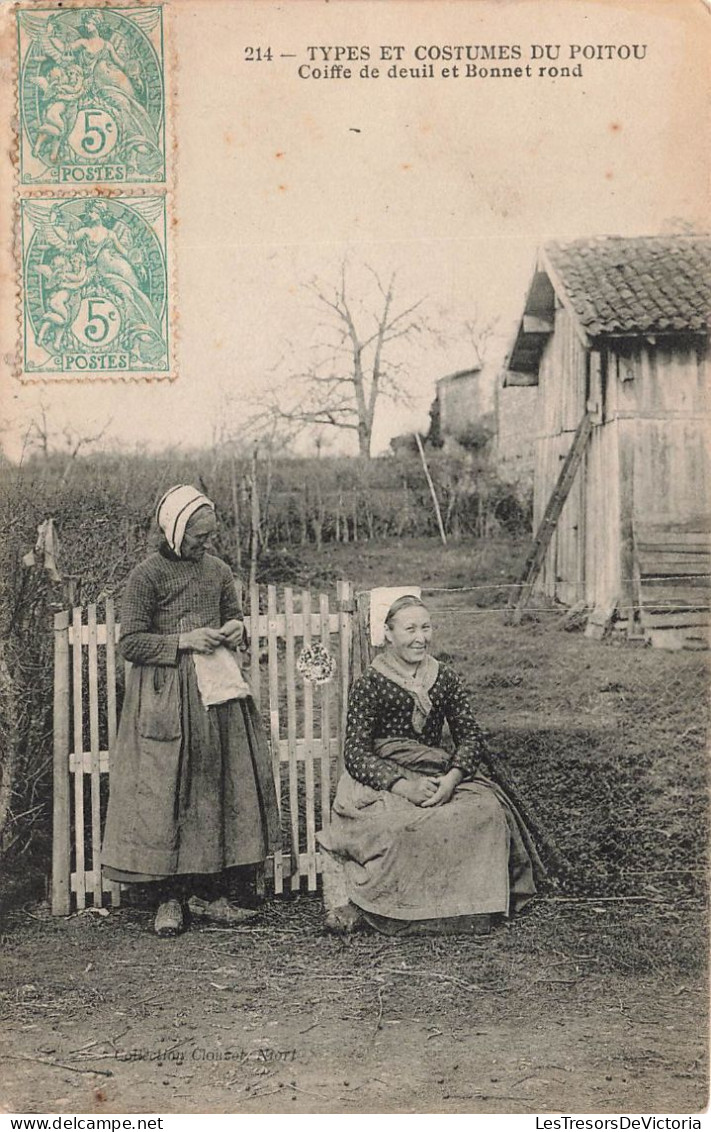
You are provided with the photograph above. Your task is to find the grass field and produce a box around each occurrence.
[0,535,707,1114]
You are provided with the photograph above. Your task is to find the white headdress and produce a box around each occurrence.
[369,586,423,647]
[156,484,215,557]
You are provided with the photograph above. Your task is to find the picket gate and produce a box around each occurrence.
[52,581,355,915]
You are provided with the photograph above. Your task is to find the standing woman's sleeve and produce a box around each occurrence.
[219,565,244,622]
[219,566,248,649]
[118,565,180,666]
[344,676,405,792]
[444,667,489,780]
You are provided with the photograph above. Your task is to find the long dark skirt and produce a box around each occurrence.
[102,655,280,880]
[318,739,537,923]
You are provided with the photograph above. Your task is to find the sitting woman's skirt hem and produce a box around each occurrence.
[349,891,509,920]
[360,908,495,936]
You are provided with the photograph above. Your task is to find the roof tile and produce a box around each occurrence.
[544,236,711,335]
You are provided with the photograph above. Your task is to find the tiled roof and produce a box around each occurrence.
[543,236,711,336]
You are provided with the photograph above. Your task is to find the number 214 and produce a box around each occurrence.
[244,46,273,61]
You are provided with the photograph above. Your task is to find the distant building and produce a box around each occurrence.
[493,378,538,491]
[506,234,710,647]
[434,362,501,448]
[436,367,483,439]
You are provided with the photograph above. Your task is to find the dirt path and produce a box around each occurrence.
[1,900,707,1115]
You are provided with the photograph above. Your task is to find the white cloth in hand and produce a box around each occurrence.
[193,646,251,707]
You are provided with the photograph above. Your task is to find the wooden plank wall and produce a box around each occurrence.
[634,519,710,650]
[611,341,709,643]
[583,413,622,612]
[532,302,589,603]
[612,342,708,520]
[52,582,354,914]
[532,328,709,629]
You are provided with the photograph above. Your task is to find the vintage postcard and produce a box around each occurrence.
[0,0,708,1120]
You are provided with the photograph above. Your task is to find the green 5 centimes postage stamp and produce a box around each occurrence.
[20,195,170,378]
[17,7,165,186]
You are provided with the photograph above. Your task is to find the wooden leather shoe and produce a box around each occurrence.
[187,895,258,926]
[324,902,364,934]
[154,898,184,937]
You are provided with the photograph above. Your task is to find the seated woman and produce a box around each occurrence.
[318,590,539,934]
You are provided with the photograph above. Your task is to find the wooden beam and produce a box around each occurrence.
[504,370,539,387]
[637,553,711,575]
[618,422,637,632]
[415,432,447,546]
[538,248,591,350]
[585,601,617,641]
[640,610,710,630]
[636,516,711,537]
[523,314,553,334]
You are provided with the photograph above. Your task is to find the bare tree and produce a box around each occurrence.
[25,394,112,469]
[60,420,113,461]
[462,307,499,368]
[254,263,427,458]
[25,398,52,461]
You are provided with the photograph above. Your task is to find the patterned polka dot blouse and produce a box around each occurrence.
[344,664,489,791]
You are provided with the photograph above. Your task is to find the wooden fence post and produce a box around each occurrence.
[336,580,353,779]
[284,588,300,890]
[354,590,374,676]
[231,456,242,572]
[249,582,261,704]
[71,606,86,910]
[104,598,121,907]
[319,592,333,834]
[266,585,284,893]
[415,432,448,546]
[249,444,260,589]
[302,589,317,890]
[87,604,102,906]
[52,611,71,916]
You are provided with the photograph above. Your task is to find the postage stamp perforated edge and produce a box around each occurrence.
[16,4,168,189]
[14,186,177,384]
[10,3,178,384]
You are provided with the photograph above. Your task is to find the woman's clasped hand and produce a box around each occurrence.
[391,766,463,807]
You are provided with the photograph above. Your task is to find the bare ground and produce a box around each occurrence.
[0,898,707,1115]
[1,537,708,1115]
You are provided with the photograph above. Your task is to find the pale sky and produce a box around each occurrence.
[0,0,708,461]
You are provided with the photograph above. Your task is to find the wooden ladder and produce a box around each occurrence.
[507,411,594,624]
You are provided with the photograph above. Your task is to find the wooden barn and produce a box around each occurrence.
[505,235,710,649]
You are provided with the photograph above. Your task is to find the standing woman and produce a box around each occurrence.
[102,485,279,936]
